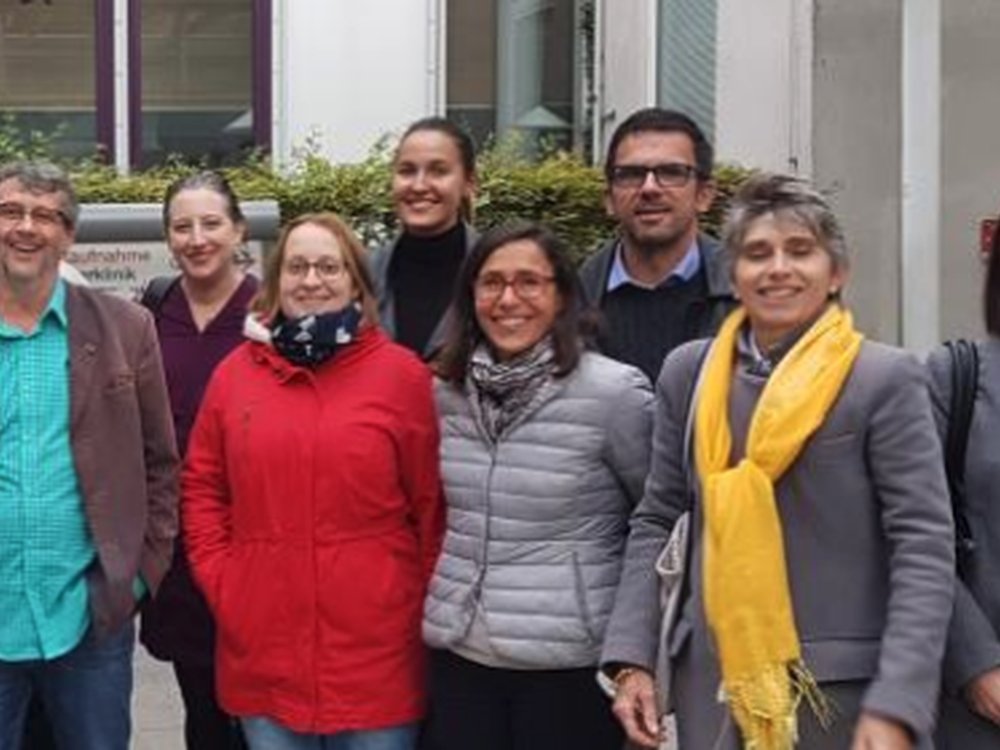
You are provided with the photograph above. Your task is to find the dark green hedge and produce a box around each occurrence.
[66,151,751,265]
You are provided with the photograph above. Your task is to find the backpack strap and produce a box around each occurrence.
[139,275,179,316]
[944,338,979,571]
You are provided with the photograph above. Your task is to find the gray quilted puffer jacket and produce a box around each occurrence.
[423,351,653,669]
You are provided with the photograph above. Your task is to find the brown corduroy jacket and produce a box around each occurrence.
[66,283,179,637]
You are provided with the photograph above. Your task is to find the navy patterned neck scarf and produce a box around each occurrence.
[270,304,362,367]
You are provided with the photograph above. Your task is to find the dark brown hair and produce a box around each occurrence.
[395,117,477,224]
[162,171,246,236]
[435,221,584,384]
[604,108,714,182]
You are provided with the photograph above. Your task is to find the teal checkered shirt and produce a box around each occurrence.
[0,279,95,661]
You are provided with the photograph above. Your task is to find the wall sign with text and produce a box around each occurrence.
[66,242,263,299]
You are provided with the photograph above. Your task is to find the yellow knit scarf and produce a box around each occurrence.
[694,304,862,749]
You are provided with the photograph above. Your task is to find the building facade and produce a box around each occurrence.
[1,0,997,344]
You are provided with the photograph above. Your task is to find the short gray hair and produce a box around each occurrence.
[722,172,848,272]
[0,161,79,228]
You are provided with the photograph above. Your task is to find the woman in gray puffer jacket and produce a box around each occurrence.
[422,221,653,750]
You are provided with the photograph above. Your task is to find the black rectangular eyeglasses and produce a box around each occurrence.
[609,163,700,189]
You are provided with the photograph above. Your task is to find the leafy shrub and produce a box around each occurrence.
[0,115,69,164]
[56,145,752,265]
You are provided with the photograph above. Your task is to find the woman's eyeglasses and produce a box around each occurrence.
[474,272,555,301]
[283,258,346,279]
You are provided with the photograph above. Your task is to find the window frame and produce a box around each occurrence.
[91,0,271,169]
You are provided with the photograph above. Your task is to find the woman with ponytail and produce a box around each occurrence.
[371,117,477,360]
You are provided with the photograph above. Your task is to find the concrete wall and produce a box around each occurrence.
[811,1,903,343]
[268,0,1000,351]
[276,0,437,164]
[939,0,1000,339]
[715,0,809,173]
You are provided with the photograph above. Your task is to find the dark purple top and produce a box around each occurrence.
[159,275,259,456]
[140,274,258,664]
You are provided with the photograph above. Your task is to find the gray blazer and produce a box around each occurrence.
[369,224,476,359]
[928,339,1000,746]
[602,336,955,747]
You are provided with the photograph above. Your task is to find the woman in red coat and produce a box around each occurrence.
[183,212,444,750]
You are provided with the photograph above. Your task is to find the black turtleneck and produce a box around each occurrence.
[388,222,467,355]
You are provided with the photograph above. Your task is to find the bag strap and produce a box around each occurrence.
[681,340,712,485]
[139,275,179,316]
[672,340,713,600]
[944,338,979,569]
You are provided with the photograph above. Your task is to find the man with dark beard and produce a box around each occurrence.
[579,108,735,381]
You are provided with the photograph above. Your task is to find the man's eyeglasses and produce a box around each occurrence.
[609,163,700,190]
[0,202,70,230]
[474,272,555,301]
[283,258,347,279]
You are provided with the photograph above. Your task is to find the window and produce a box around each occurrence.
[447,0,592,157]
[137,0,257,167]
[658,0,717,141]
[0,0,97,160]
[0,0,270,168]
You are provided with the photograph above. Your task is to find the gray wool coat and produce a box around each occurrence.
[602,335,955,749]
[928,339,1000,747]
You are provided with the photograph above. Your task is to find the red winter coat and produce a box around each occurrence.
[183,326,444,733]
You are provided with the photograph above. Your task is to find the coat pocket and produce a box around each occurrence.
[103,370,136,395]
[215,546,277,661]
[800,637,881,683]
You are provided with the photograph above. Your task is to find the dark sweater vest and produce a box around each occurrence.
[597,270,711,382]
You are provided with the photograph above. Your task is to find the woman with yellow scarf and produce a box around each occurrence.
[601,173,955,750]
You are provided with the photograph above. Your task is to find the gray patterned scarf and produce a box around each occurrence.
[467,338,556,442]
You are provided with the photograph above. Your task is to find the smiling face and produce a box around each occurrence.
[604,130,715,257]
[278,222,358,319]
[474,239,562,361]
[392,129,475,237]
[166,187,245,285]
[0,178,74,291]
[733,212,847,349]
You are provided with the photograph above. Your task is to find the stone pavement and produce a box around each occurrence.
[132,646,184,750]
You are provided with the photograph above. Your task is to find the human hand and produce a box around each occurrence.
[611,668,661,748]
[850,712,913,750]
[964,667,1000,725]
